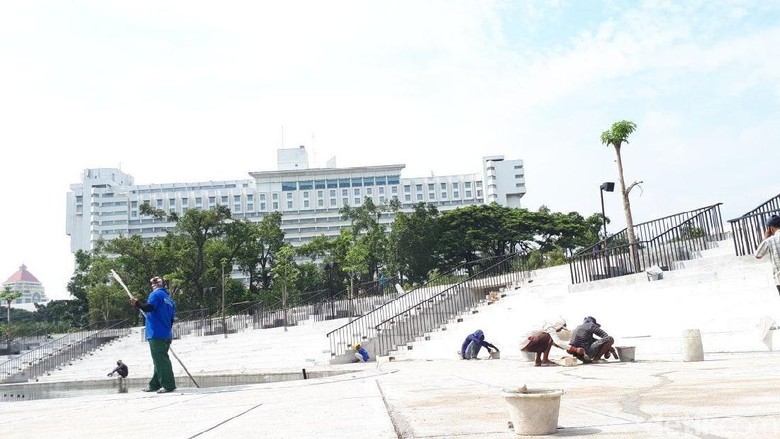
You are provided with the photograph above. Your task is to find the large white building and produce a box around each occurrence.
[66,147,525,254]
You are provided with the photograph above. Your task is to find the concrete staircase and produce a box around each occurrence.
[379,239,780,362]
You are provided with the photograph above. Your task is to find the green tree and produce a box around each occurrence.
[601,120,643,271]
[0,286,22,350]
[272,245,300,331]
[343,237,370,320]
[388,203,440,284]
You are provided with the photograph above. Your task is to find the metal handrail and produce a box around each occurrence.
[324,255,506,357]
[727,193,780,256]
[569,204,724,284]
[0,319,132,383]
[372,253,528,357]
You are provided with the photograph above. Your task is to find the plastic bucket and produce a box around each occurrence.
[615,346,635,362]
[490,350,501,360]
[502,389,564,435]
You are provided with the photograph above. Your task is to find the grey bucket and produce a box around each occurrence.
[615,346,635,362]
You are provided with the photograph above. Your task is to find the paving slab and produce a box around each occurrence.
[3,352,780,438]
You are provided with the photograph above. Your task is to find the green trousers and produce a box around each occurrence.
[148,338,176,391]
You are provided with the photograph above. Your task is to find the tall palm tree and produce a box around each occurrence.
[601,120,640,272]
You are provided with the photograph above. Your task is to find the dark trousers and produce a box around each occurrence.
[148,338,176,391]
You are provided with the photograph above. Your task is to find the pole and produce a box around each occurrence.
[110,270,200,388]
[221,262,227,339]
[600,187,608,240]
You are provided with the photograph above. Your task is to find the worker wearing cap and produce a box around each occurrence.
[353,343,369,363]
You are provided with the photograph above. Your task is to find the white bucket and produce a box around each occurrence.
[502,388,564,435]
[615,346,635,362]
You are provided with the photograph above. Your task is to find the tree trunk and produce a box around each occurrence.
[614,145,641,273]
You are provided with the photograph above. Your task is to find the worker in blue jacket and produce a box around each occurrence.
[460,329,499,359]
[353,343,370,363]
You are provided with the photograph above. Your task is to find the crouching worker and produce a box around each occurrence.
[520,320,568,367]
[353,343,369,363]
[460,329,499,360]
[568,316,617,363]
[108,359,128,378]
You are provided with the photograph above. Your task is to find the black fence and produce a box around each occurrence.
[373,253,529,357]
[326,254,526,359]
[728,193,780,256]
[569,203,725,284]
[0,320,132,383]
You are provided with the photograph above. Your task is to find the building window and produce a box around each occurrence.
[453,190,459,198]
[299,180,313,190]
[317,190,323,199]
[416,193,423,201]
[208,196,216,206]
[477,190,483,198]
[318,199,324,207]
[354,197,361,205]
[234,203,241,212]
[353,188,360,196]
[330,197,337,206]
[330,189,336,198]
[247,203,254,211]
[366,187,373,196]
[351,177,362,187]
[156,199,163,208]
[303,200,309,208]
[514,164,523,169]
[327,180,338,189]
[247,194,254,202]
[181,198,189,209]
[282,182,297,191]
[342,189,348,197]
[260,193,266,201]
[379,195,386,203]
[391,186,398,194]
[131,201,138,208]
[416,184,423,192]
[428,183,434,191]
[260,202,266,210]
[315,180,326,189]
[273,201,279,210]
[272,193,279,200]
[465,182,472,189]
[287,192,293,200]
[221,196,228,204]
[404,185,411,193]
[342,197,348,206]
[404,194,411,202]
[339,178,350,188]
[440,183,447,190]
[379,187,385,195]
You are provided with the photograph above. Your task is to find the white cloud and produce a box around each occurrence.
[0,0,778,299]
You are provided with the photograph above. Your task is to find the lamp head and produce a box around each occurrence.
[600,182,615,192]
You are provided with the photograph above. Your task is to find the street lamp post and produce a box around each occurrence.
[221,259,227,339]
[599,182,615,239]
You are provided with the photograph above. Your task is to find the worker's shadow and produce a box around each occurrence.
[554,427,601,436]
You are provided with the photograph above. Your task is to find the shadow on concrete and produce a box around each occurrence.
[555,427,601,436]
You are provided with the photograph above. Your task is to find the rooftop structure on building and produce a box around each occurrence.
[2,264,49,309]
[65,147,526,255]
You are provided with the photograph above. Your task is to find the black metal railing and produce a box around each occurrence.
[373,253,529,357]
[326,254,524,358]
[0,320,132,383]
[728,193,780,256]
[569,203,725,284]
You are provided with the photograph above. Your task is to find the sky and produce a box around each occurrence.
[1,0,778,301]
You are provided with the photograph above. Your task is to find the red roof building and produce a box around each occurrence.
[2,264,48,307]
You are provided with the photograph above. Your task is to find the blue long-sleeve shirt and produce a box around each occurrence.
[460,330,497,358]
